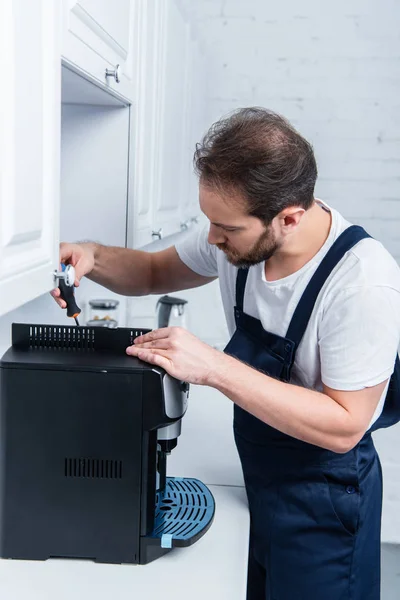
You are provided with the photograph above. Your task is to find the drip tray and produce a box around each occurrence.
[148,477,215,548]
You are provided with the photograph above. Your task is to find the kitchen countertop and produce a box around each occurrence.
[0,485,249,600]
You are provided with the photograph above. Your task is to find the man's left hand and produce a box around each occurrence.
[126,327,226,385]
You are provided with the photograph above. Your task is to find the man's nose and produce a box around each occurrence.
[208,225,226,245]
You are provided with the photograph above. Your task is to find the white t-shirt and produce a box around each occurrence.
[175,201,400,427]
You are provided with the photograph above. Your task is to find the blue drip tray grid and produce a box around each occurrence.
[148,477,215,548]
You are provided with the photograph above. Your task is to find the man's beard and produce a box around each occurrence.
[217,227,279,268]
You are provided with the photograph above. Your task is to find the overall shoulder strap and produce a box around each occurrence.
[285,225,371,348]
[235,268,250,311]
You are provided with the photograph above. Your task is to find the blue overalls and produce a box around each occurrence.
[224,225,400,600]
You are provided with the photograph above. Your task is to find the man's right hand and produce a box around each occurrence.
[51,242,96,308]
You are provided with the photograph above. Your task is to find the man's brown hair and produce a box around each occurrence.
[194,107,318,223]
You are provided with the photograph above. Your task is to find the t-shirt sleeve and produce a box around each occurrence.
[175,223,219,278]
[319,285,400,390]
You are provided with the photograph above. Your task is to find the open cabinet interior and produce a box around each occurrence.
[60,65,131,326]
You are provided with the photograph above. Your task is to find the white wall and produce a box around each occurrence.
[174,0,400,542]
[182,0,400,255]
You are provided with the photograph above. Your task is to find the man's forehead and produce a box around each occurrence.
[199,184,248,220]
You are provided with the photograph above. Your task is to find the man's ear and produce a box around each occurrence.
[279,207,306,231]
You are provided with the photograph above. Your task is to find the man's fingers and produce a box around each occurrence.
[50,288,66,309]
[59,245,87,284]
[59,244,78,266]
[135,339,171,350]
[126,347,172,369]
[140,351,170,370]
[134,327,172,345]
[126,346,170,358]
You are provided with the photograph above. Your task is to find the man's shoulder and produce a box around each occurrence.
[330,209,399,286]
[349,236,400,288]
[326,234,400,298]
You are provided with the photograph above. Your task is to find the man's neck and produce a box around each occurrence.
[264,202,332,282]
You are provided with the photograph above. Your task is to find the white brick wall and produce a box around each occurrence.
[178,0,400,542]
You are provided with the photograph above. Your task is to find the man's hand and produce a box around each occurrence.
[51,242,96,308]
[126,327,227,385]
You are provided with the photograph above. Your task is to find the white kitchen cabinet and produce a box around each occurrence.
[62,0,137,102]
[129,0,161,248]
[0,0,61,317]
[152,0,190,239]
[130,0,206,248]
[181,35,208,228]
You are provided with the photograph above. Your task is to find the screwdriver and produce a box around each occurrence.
[58,264,81,326]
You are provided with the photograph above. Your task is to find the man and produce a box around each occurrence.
[53,108,400,599]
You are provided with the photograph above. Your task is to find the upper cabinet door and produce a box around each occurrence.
[129,0,159,247]
[63,0,137,102]
[191,38,209,220]
[180,34,206,227]
[0,0,61,317]
[152,0,190,238]
[128,0,208,248]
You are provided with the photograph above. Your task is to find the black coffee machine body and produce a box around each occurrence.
[0,324,214,565]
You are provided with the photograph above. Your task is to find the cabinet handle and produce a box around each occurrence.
[54,265,76,287]
[105,64,121,84]
[180,220,191,231]
[151,228,163,240]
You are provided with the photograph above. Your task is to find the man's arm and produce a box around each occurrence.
[86,244,215,295]
[52,242,215,307]
[208,356,387,453]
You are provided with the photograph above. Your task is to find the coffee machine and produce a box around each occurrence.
[0,323,214,565]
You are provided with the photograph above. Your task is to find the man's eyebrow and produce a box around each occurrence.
[212,222,244,229]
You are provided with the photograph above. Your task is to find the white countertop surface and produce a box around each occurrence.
[0,485,249,600]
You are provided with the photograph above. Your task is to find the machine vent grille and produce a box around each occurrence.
[30,326,96,349]
[65,458,122,479]
[11,323,151,352]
